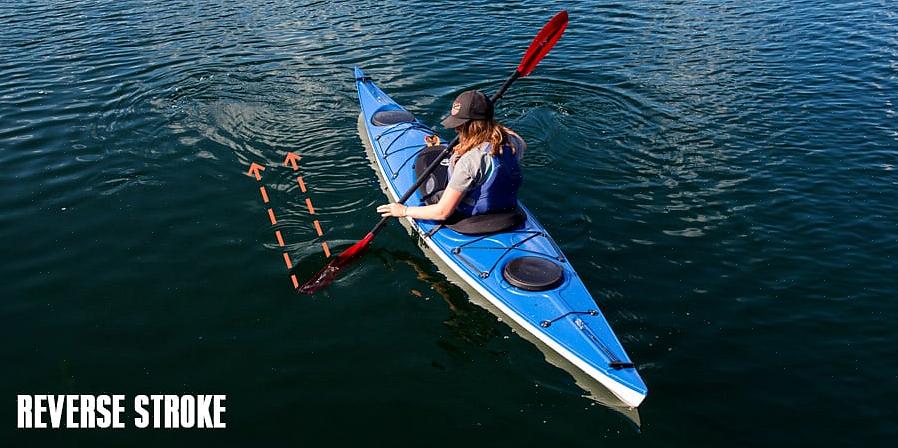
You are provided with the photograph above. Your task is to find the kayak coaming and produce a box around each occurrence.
[354,67,647,407]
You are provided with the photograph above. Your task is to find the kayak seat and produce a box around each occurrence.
[444,208,525,235]
[371,106,415,126]
[415,145,525,235]
[502,256,564,291]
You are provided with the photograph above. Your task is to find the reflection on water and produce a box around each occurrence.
[389,250,503,348]
[388,249,641,427]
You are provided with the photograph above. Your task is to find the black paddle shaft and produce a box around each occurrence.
[367,70,522,237]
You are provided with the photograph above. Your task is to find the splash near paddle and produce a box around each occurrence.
[297,232,372,294]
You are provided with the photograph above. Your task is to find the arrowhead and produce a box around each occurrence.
[284,152,301,171]
[247,162,265,181]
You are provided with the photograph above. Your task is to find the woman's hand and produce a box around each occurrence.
[375,188,464,221]
[377,203,407,218]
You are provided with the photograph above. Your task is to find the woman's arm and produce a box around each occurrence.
[376,187,465,221]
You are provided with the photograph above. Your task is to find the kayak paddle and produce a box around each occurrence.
[298,10,569,294]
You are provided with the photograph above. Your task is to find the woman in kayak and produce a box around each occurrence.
[377,90,525,221]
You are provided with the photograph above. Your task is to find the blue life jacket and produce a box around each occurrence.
[455,139,523,217]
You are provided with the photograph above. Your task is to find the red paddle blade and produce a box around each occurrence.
[517,10,569,77]
[297,233,374,294]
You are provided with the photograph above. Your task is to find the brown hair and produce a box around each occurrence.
[454,118,513,157]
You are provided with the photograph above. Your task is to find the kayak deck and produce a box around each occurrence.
[354,67,647,407]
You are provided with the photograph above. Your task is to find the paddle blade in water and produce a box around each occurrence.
[517,10,569,77]
[297,232,374,294]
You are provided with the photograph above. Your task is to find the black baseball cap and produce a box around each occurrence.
[440,90,494,129]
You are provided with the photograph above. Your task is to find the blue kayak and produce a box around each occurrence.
[354,68,647,407]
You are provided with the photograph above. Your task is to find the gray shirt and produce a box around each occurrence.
[447,133,526,194]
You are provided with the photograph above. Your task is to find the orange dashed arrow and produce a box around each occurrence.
[244,152,332,289]
[247,162,265,181]
[275,230,285,247]
[246,161,303,290]
[284,152,301,171]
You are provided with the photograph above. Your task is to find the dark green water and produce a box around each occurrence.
[3,0,897,445]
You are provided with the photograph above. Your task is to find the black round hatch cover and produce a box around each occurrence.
[371,109,415,126]
[502,256,564,291]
